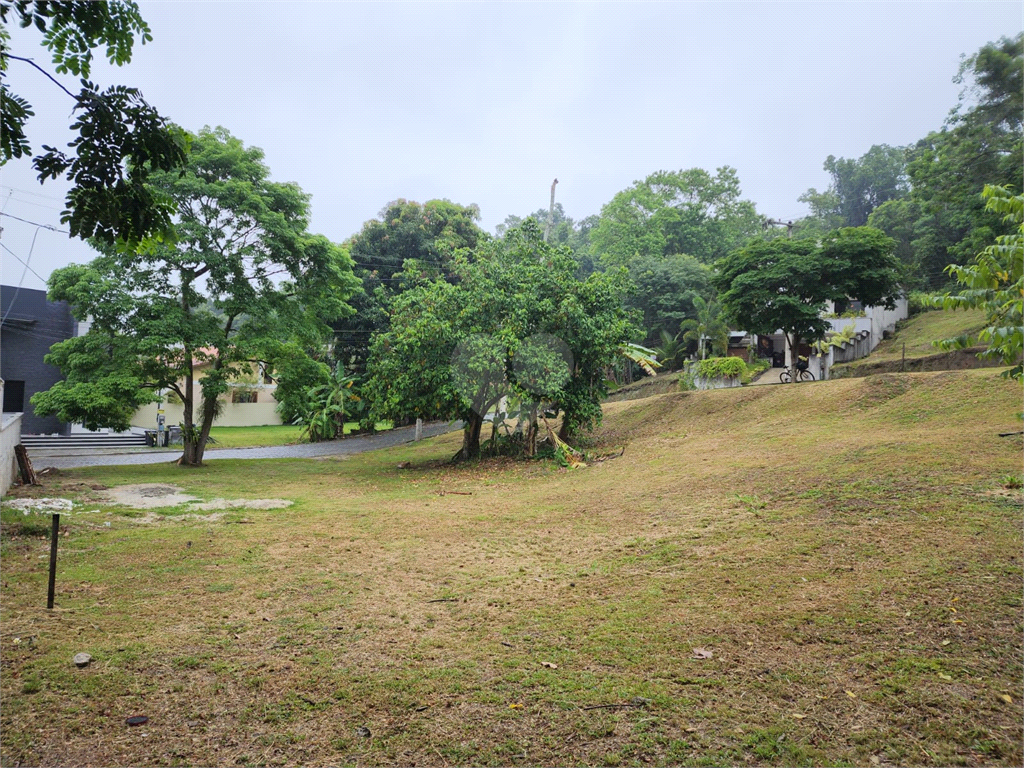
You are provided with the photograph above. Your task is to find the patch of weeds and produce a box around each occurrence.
[0,509,53,537]
[1001,474,1023,489]
[734,493,767,512]
[206,583,235,593]
[21,674,43,694]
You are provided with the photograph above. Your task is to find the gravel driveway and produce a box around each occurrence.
[32,421,460,469]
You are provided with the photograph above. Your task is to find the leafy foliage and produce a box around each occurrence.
[625,253,714,345]
[31,128,358,465]
[679,295,729,360]
[364,221,640,460]
[869,34,1022,288]
[0,0,189,247]
[335,198,487,374]
[292,369,364,443]
[715,227,901,369]
[931,185,1023,380]
[694,356,746,380]
[590,167,761,267]
[799,145,909,231]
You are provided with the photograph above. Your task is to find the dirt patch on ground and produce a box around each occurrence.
[100,484,294,511]
[101,484,199,508]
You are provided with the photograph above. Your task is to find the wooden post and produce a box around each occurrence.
[47,513,59,609]
[901,342,906,372]
[14,444,38,486]
[414,418,422,442]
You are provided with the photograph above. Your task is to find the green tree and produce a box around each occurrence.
[590,167,761,268]
[1,1,188,247]
[874,34,1023,288]
[799,145,909,231]
[679,295,729,360]
[364,221,639,459]
[714,228,902,374]
[626,253,714,345]
[336,198,487,374]
[32,127,359,465]
[932,185,1023,380]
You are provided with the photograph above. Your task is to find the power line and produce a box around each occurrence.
[1,227,45,326]
[0,211,70,234]
[0,243,47,284]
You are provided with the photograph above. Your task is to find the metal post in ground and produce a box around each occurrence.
[47,513,59,609]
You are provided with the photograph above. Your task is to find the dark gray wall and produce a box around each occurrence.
[1,285,76,435]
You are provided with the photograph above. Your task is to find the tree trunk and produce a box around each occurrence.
[557,413,571,442]
[179,348,201,466]
[787,333,801,378]
[455,411,484,462]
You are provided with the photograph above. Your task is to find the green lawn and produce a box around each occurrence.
[2,370,1021,767]
[207,424,306,448]
[867,308,988,361]
[207,422,391,449]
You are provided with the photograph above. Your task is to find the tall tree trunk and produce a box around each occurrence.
[179,347,201,466]
[787,333,801,378]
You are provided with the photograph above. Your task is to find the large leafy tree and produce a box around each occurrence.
[869,34,1023,288]
[932,185,1023,380]
[335,198,487,374]
[714,228,902,372]
[625,252,714,346]
[364,221,639,460]
[590,167,761,268]
[0,0,188,247]
[799,144,909,231]
[32,127,359,465]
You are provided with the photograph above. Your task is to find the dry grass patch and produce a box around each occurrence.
[1,370,1021,767]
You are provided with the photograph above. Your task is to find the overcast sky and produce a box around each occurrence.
[2,0,1021,291]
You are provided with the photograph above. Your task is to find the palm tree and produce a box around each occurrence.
[654,329,687,371]
[679,296,729,360]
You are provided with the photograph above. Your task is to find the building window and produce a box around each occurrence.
[232,390,258,404]
[3,380,25,412]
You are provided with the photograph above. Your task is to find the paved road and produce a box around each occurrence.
[32,421,460,469]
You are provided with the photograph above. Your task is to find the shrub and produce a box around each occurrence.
[694,356,747,380]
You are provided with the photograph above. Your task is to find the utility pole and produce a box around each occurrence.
[543,178,559,243]
[763,218,795,239]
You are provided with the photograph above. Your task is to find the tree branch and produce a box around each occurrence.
[5,54,78,100]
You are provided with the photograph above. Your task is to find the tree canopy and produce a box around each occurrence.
[799,144,909,231]
[871,34,1022,288]
[364,221,639,460]
[589,167,761,268]
[932,185,1023,380]
[32,127,359,465]
[0,0,189,247]
[714,228,902,368]
[334,198,487,375]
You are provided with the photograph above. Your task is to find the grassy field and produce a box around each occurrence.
[206,425,306,448]
[207,423,391,449]
[1,370,1021,767]
[865,309,988,361]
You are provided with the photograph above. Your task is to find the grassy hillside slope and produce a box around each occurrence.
[866,308,989,361]
[2,370,1021,767]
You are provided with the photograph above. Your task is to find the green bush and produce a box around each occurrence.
[694,356,747,380]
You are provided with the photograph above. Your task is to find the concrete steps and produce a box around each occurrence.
[21,433,148,452]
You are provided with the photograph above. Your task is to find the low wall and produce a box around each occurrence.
[693,375,743,391]
[1,412,23,498]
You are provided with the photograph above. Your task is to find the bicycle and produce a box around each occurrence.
[779,364,815,383]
